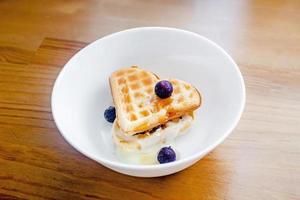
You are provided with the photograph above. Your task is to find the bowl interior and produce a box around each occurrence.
[52,28,245,167]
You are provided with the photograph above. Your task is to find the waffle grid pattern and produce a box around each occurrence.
[113,68,197,123]
[114,68,157,122]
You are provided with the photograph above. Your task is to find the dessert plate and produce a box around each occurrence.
[51,27,245,177]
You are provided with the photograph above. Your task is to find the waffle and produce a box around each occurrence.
[109,66,201,135]
[112,115,194,165]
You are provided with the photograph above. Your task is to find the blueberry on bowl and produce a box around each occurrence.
[104,106,116,123]
[157,146,176,164]
[155,80,173,99]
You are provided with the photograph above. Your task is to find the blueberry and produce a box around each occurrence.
[157,146,176,164]
[155,80,173,99]
[104,106,116,123]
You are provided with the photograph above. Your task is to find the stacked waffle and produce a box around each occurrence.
[109,66,201,164]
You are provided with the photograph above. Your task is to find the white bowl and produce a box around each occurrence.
[51,27,245,177]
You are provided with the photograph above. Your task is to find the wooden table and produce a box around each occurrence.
[0,1,300,199]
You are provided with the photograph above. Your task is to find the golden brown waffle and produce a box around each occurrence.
[109,66,201,135]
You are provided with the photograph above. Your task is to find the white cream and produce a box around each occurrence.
[112,114,193,164]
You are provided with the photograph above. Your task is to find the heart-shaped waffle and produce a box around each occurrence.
[109,66,201,135]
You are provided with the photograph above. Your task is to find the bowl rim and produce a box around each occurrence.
[51,27,246,170]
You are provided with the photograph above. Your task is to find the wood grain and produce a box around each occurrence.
[0,37,299,200]
[0,0,300,199]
